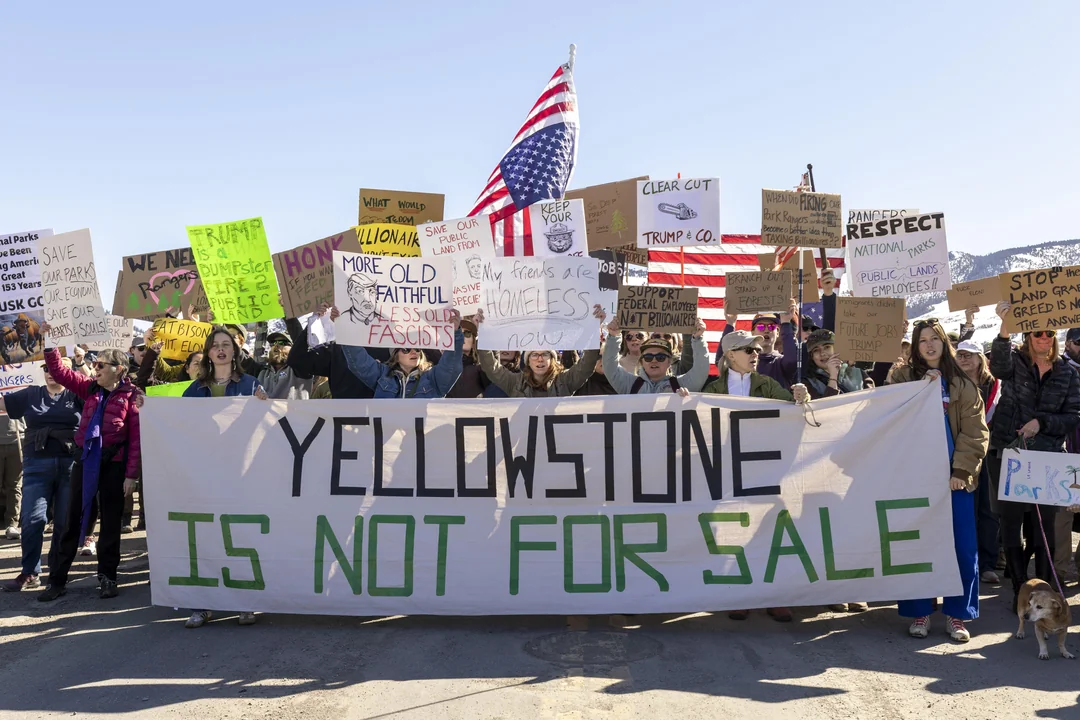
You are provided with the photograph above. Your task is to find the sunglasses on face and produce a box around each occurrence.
[754,323,777,332]
[399,348,420,354]
[270,339,290,346]
[740,346,763,355]
[642,353,671,363]
[626,333,646,341]
[93,362,118,370]
[462,330,474,338]
[650,333,673,340]
[1030,331,1054,339]
[39,365,49,372]
[913,318,940,330]
[133,345,146,351]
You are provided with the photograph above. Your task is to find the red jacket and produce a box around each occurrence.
[45,348,142,478]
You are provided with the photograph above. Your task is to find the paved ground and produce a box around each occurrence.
[0,528,1078,720]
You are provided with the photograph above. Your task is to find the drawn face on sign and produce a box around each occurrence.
[345,273,383,325]
[465,255,482,280]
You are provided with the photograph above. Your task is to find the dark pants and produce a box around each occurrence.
[973,463,1000,573]
[47,459,126,587]
[20,455,73,576]
[987,452,1058,592]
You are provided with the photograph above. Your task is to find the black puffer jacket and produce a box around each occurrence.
[989,336,1080,452]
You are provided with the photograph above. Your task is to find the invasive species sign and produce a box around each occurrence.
[0,228,51,363]
[272,229,362,318]
[187,217,284,324]
[761,190,842,248]
[834,297,906,363]
[724,271,792,315]
[112,246,209,321]
[846,212,951,298]
[417,216,497,316]
[636,178,720,249]
[358,188,444,227]
[997,266,1080,334]
[38,228,111,348]
[616,286,698,332]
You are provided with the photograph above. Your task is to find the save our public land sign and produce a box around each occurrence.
[143,383,961,616]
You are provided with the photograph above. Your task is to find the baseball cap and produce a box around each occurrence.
[1066,328,1080,343]
[801,314,819,332]
[721,330,764,354]
[956,340,983,355]
[639,337,673,356]
[805,329,835,355]
[266,331,292,346]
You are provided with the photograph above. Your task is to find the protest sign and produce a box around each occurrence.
[272,229,362,318]
[0,362,45,411]
[146,382,190,398]
[834,297,906,363]
[38,228,110,348]
[761,189,843,248]
[616,286,699,333]
[477,256,602,351]
[96,315,134,352]
[0,229,51,364]
[724,272,792,315]
[999,448,1080,508]
[529,198,588,257]
[636,178,720,249]
[566,176,646,251]
[621,247,649,267]
[150,318,213,362]
[188,217,283,324]
[590,250,625,291]
[111,246,209,321]
[355,223,421,258]
[847,209,919,224]
[417,216,496,316]
[332,252,454,350]
[997,266,1080,334]
[143,382,961,616]
[358,188,444,226]
[846,212,951,298]
[757,251,819,303]
[947,277,1002,312]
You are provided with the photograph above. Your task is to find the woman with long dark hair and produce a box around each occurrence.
[182,326,267,399]
[887,318,988,642]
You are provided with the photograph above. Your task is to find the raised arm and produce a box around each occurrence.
[338,344,387,391]
[287,310,332,378]
[601,331,640,394]
[557,348,601,394]
[478,349,522,396]
[674,331,710,392]
[44,346,93,400]
[430,328,465,396]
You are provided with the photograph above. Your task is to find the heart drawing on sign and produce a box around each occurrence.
[144,269,198,304]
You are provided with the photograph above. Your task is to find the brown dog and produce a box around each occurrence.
[1015,579,1074,660]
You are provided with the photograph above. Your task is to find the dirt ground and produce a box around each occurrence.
[0,528,1077,720]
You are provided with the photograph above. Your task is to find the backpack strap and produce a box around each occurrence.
[630,377,645,394]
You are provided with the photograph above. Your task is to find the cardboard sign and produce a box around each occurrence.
[354,223,421,258]
[636,178,721,249]
[0,228,51,364]
[947,277,1002,312]
[0,362,45,410]
[146,381,190,398]
[358,188,444,226]
[417,216,497,316]
[847,209,919,224]
[834,297,906,363]
[477,256,602,351]
[529,198,588,257]
[846,212,951,298]
[618,246,649,267]
[38,228,111,348]
[272,229,362,318]
[757,250,819,303]
[565,176,647,251]
[332,252,454,350]
[150,318,213,362]
[724,272,793,315]
[616,286,698,333]
[998,265,1080,334]
[590,250,625,291]
[95,315,134,352]
[188,217,284,324]
[111,246,209,321]
[998,447,1080,508]
[761,189,843,248]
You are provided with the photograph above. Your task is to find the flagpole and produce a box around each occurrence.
[806,163,829,272]
[567,44,577,73]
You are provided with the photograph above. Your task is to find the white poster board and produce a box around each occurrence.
[998,448,1080,508]
[0,229,52,364]
[332,251,454,350]
[529,198,588,257]
[0,362,46,411]
[38,228,111,348]
[96,314,135,352]
[417,216,497,316]
[846,212,952,298]
[636,178,720,249]
[477,255,602,351]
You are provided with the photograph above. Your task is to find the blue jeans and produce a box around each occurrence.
[20,455,73,576]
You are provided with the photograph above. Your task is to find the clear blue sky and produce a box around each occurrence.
[3,2,1077,303]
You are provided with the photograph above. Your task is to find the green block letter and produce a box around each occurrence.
[698,512,752,585]
[168,511,219,587]
[764,510,818,584]
[876,498,934,576]
[614,514,669,592]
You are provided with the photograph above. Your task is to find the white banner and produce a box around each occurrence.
[998,447,1080,508]
[143,382,961,616]
[846,212,952,298]
[0,228,52,364]
[38,228,111,347]
[417,216,496,316]
[636,178,720,249]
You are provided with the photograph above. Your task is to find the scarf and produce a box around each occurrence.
[78,388,107,544]
[983,378,1001,424]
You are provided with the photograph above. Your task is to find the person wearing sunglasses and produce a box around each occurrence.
[0,358,81,592]
[602,314,709,395]
[886,317,988,642]
[723,298,801,390]
[33,325,143,603]
[618,330,648,374]
[254,331,314,399]
[989,302,1080,611]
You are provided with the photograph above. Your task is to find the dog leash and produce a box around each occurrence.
[1015,435,1067,598]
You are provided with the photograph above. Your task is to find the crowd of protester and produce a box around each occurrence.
[1,270,1078,642]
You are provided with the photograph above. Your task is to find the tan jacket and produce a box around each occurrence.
[888,367,989,490]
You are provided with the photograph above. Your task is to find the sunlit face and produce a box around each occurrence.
[528,351,554,376]
[94,359,123,386]
[727,344,761,374]
[955,350,980,375]
[209,332,235,367]
[752,320,778,353]
[901,341,911,361]
[396,349,421,373]
[186,353,203,377]
[268,344,291,366]
[811,343,834,371]
[641,348,672,381]
[624,332,645,353]
[1030,331,1055,357]
[917,330,944,364]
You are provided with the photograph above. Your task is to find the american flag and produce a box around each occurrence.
[647,236,846,360]
[467,64,579,256]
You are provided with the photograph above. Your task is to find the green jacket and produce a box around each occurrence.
[702,372,793,400]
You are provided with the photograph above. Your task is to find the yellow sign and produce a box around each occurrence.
[352,223,421,258]
[151,318,213,362]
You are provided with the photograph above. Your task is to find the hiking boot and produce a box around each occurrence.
[946,616,970,643]
[237,612,257,626]
[767,607,793,623]
[5,526,20,540]
[908,616,930,638]
[37,585,66,602]
[185,610,212,628]
[99,578,118,599]
[847,602,869,612]
[2,573,41,592]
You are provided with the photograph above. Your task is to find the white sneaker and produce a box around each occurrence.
[946,616,970,643]
[79,536,97,556]
[908,616,930,638]
[237,611,257,626]
[4,526,20,540]
[185,610,212,629]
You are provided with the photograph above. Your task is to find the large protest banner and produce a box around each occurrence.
[761,189,843,248]
[272,229,362,318]
[946,277,1002,312]
[111,246,209,321]
[724,271,792,315]
[997,266,1080,334]
[529,198,588,257]
[142,383,961,615]
[355,223,421,258]
[636,178,720,249]
[565,176,646,251]
[834,297,906,363]
[358,188,444,226]
[846,212,952,297]
[151,318,213,362]
[998,447,1080,508]
[38,228,111,348]
[332,252,454,350]
[0,229,51,364]
[417,216,497,316]
[188,217,284,324]
[0,362,45,410]
[616,286,698,332]
[477,256,602,351]
[757,251,819,303]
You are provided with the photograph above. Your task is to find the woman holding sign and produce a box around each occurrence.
[887,318,988,642]
[989,302,1080,612]
[601,315,709,394]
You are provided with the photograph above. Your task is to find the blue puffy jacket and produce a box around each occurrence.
[341,331,464,399]
[182,374,263,397]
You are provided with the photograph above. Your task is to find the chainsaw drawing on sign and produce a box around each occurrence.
[657,203,697,221]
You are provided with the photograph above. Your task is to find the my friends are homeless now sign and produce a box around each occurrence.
[142,382,961,616]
